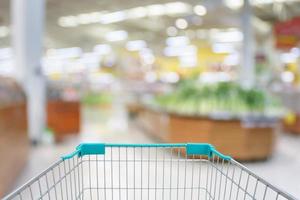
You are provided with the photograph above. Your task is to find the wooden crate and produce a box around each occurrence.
[137,107,275,161]
[47,100,80,142]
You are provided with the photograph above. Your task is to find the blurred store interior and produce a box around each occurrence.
[1,0,300,198]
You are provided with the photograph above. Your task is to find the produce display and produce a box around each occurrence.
[82,92,113,106]
[153,79,283,119]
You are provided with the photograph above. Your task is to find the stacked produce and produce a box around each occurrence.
[82,92,113,106]
[153,79,283,118]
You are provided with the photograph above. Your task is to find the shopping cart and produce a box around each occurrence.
[4,143,296,200]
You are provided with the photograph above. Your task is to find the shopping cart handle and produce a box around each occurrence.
[62,143,231,161]
[186,143,231,160]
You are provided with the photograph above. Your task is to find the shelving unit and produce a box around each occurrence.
[137,106,276,161]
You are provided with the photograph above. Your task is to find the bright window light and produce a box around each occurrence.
[105,30,128,42]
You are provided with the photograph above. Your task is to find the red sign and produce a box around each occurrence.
[274,17,300,49]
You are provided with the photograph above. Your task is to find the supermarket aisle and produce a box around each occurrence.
[10,107,300,198]
[245,134,300,198]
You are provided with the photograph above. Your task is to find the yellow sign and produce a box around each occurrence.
[284,112,296,125]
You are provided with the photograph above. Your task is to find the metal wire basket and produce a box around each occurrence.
[3,143,296,200]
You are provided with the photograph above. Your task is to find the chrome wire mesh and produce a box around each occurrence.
[4,146,295,200]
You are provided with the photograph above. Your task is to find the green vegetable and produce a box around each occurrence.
[82,93,113,105]
[153,79,283,118]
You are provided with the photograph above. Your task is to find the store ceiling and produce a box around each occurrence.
[0,0,299,50]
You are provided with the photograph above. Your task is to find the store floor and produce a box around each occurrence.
[11,106,300,198]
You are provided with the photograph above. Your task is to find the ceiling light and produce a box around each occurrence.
[88,12,103,23]
[166,26,178,36]
[0,26,9,38]
[147,4,165,16]
[175,18,188,29]
[224,0,243,10]
[105,30,128,42]
[78,13,93,24]
[100,11,126,24]
[58,16,78,27]
[165,2,191,15]
[126,40,147,51]
[126,7,147,19]
[57,2,194,28]
[193,5,207,16]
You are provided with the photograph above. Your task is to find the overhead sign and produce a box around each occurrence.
[274,17,300,49]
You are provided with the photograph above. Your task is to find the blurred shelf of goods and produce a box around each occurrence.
[272,17,300,135]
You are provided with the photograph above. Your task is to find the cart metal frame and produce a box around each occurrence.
[3,143,297,200]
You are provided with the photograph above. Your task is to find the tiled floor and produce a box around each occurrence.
[9,107,300,198]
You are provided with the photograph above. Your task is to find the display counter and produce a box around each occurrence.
[47,81,81,142]
[0,78,28,196]
[47,100,80,142]
[136,106,276,161]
